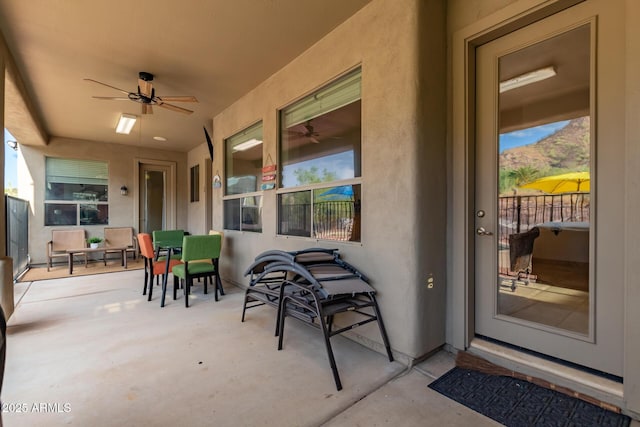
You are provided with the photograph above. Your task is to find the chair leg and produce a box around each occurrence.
[216,271,224,296]
[214,259,225,296]
[277,296,288,350]
[142,259,149,295]
[241,290,250,322]
[160,273,170,308]
[147,273,154,302]
[318,312,343,391]
[173,276,179,300]
[184,277,190,308]
[370,294,394,362]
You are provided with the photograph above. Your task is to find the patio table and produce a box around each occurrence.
[65,246,128,274]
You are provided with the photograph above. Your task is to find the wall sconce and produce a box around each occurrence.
[120,186,128,196]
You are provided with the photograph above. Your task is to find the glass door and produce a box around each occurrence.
[474,0,624,376]
[138,162,175,234]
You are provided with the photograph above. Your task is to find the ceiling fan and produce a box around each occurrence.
[288,120,321,143]
[84,71,198,115]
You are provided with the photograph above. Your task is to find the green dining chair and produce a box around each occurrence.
[152,230,185,254]
[172,234,222,307]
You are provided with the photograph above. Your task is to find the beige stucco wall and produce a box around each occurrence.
[188,0,447,361]
[21,137,188,265]
[187,143,212,236]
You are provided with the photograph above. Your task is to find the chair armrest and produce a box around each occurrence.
[47,240,53,255]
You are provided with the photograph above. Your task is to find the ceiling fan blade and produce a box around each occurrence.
[138,79,153,97]
[141,104,153,114]
[91,96,130,101]
[156,102,194,115]
[156,95,198,103]
[84,78,131,95]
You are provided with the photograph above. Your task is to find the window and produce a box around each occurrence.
[45,157,109,226]
[278,68,361,241]
[223,121,263,232]
[190,164,200,202]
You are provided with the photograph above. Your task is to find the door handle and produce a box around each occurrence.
[476,227,493,236]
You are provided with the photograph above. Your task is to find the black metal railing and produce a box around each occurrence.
[6,195,30,280]
[279,201,357,241]
[498,192,590,245]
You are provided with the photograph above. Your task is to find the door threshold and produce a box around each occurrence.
[468,337,624,410]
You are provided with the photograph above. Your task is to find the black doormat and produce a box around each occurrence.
[428,367,631,427]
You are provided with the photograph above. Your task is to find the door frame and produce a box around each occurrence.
[133,158,177,233]
[450,0,637,408]
[451,0,585,351]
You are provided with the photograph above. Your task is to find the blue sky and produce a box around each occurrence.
[499,120,570,153]
[4,129,18,188]
[282,151,355,188]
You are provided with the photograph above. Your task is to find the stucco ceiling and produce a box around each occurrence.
[0,0,371,151]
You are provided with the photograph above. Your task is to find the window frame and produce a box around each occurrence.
[276,68,362,242]
[223,121,264,233]
[44,157,109,226]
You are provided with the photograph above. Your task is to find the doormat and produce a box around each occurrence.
[428,367,631,427]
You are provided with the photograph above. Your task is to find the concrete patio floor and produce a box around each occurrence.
[3,269,501,426]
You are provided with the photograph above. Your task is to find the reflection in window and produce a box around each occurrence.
[278,185,361,241]
[278,68,361,241]
[223,122,263,232]
[495,24,591,335]
[44,157,109,226]
[224,196,263,232]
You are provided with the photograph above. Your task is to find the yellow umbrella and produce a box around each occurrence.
[519,171,590,194]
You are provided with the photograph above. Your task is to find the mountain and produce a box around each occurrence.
[499,116,590,171]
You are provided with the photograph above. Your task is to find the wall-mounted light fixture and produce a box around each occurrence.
[120,185,128,196]
[115,114,137,134]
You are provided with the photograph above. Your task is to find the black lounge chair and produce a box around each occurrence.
[241,248,393,390]
[241,248,339,329]
[276,259,393,391]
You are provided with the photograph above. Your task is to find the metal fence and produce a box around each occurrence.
[279,200,356,241]
[498,192,590,244]
[6,195,30,280]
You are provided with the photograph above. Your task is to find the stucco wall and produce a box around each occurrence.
[189,0,447,361]
[22,137,188,265]
[187,143,212,236]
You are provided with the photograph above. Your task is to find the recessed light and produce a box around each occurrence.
[153,136,167,141]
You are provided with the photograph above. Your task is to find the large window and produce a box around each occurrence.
[223,122,263,232]
[278,68,361,241]
[45,157,109,226]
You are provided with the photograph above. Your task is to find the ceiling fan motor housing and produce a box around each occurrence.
[139,71,154,81]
